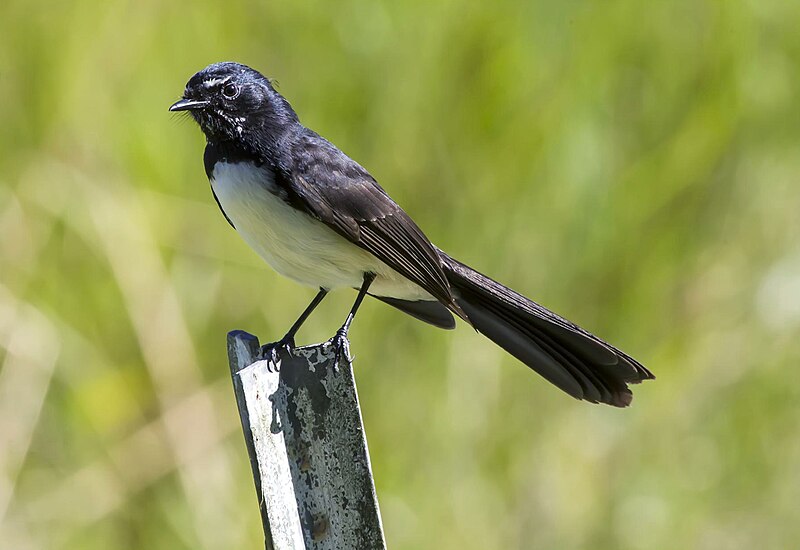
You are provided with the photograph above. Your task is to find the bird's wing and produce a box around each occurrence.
[276,130,464,318]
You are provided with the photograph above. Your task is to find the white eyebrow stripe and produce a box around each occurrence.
[203,76,231,88]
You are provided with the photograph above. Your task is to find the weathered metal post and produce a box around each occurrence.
[227,330,386,550]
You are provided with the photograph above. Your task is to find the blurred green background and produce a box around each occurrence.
[2,0,799,548]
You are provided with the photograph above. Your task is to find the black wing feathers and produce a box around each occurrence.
[277,130,465,318]
[205,127,651,405]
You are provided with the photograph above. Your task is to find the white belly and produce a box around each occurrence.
[210,161,433,300]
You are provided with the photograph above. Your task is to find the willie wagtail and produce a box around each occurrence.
[171,62,654,407]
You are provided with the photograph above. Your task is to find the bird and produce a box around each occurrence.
[170,61,654,407]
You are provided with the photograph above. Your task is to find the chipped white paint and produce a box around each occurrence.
[227,331,386,550]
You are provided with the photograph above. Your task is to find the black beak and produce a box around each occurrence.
[169,98,209,112]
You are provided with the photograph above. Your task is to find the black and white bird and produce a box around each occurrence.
[171,61,654,407]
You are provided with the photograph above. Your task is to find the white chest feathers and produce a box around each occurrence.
[209,161,430,299]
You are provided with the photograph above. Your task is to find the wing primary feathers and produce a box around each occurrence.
[274,128,467,320]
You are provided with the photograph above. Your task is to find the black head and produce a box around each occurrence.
[170,62,298,142]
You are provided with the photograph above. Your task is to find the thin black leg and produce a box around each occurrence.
[339,273,376,337]
[283,287,329,343]
[260,287,329,365]
[329,273,376,367]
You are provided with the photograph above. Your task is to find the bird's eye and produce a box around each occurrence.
[221,82,239,99]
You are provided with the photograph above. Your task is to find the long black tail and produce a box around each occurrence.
[439,251,654,407]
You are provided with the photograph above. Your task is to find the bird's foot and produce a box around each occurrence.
[258,335,295,372]
[327,328,352,370]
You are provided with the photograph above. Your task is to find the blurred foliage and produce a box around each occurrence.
[2,0,800,548]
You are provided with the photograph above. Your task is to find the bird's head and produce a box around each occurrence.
[170,62,297,142]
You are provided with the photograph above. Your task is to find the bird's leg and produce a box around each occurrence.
[260,287,329,369]
[329,273,376,369]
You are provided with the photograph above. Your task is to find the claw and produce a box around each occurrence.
[258,336,295,372]
[328,329,352,370]
[258,344,281,372]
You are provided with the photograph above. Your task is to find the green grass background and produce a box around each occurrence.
[2,0,799,548]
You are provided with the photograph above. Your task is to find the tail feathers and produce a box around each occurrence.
[372,295,456,329]
[439,251,654,407]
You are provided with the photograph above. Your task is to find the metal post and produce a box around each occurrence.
[227,330,386,550]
